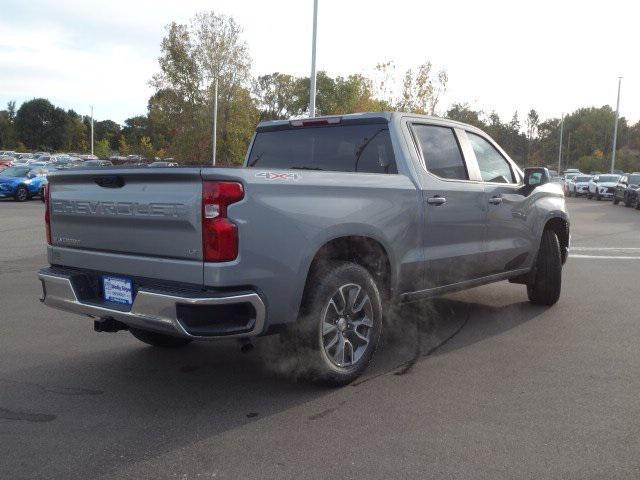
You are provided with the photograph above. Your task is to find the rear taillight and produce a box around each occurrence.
[202,181,244,262]
[44,183,51,245]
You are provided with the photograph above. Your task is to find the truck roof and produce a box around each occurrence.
[256,112,482,133]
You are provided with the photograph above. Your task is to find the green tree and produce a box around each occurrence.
[139,136,155,159]
[118,135,130,155]
[151,11,255,165]
[94,138,110,159]
[15,98,68,150]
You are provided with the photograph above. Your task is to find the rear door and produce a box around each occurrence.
[408,121,487,289]
[463,131,533,275]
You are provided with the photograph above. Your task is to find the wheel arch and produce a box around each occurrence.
[298,235,393,317]
[543,216,570,264]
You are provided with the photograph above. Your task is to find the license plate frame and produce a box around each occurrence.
[102,275,134,306]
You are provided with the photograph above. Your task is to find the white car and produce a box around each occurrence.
[588,174,621,200]
[562,172,580,194]
[567,175,592,197]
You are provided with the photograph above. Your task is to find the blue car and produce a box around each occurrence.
[0,166,51,202]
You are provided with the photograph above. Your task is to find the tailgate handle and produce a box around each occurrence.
[94,176,125,188]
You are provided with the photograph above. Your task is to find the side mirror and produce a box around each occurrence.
[523,167,549,187]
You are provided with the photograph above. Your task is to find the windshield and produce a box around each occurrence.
[598,175,619,183]
[628,175,640,184]
[565,173,578,179]
[575,176,591,182]
[0,167,29,177]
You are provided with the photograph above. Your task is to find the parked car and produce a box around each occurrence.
[562,172,580,194]
[38,113,570,386]
[567,175,592,197]
[148,161,178,167]
[82,160,113,168]
[588,174,621,200]
[0,156,15,169]
[613,173,640,207]
[0,165,49,201]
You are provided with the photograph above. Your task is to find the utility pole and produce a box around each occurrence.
[557,113,564,173]
[212,79,218,166]
[309,0,318,117]
[610,76,622,173]
[90,105,94,156]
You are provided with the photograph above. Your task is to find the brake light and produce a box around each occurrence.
[289,116,341,127]
[202,181,244,262]
[44,183,51,245]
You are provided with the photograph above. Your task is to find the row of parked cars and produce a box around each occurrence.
[0,151,178,202]
[563,169,640,209]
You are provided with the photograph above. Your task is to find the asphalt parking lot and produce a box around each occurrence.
[1,197,639,479]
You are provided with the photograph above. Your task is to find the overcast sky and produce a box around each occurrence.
[0,0,636,126]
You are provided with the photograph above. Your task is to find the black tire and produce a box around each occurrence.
[288,261,383,386]
[635,197,640,210]
[14,185,29,202]
[624,194,632,207]
[613,197,620,205]
[527,230,562,306]
[129,327,193,348]
[595,192,601,201]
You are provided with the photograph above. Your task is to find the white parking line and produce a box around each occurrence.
[570,254,640,260]
[572,247,640,251]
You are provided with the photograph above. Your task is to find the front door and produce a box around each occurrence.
[465,131,533,275]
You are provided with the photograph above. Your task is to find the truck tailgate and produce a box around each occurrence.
[48,168,203,261]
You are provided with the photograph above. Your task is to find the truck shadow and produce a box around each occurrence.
[3,288,548,479]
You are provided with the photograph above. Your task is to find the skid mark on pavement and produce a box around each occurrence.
[0,379,104,396]
[0,407,56,423]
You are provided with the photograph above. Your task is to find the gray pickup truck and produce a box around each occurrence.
[38,112,569,385]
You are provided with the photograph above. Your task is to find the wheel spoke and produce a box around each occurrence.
[353,327,369,344]
[345,285,362,314]
[333,335,346,364]
[324,332,339,350]
[344,339,354,365]
[351,315,372,329]
[328,299,343,316]
[322,321,338,336]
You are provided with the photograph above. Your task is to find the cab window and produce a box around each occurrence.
[467,132,516,183]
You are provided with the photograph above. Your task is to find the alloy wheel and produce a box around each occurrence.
[320,283,373,368]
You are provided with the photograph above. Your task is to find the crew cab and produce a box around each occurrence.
[38,113,570,385]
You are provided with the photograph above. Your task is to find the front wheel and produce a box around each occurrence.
[14,185,29,202]
[129,328,193,348]
[624,195,632,207]
[289,261,383,386]
[527,229,562,306]
[613,197,620,205]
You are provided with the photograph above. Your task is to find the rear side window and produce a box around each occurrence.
[468,133,516,183]
[247,125,397,174]
[412,124,468,180]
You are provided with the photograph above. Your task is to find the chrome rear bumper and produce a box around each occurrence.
[38,271,266,340]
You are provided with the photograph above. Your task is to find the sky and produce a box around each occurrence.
[0,0,636,127]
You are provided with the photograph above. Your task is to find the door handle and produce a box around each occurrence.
[426,196,447,206]
[488,196,503,205]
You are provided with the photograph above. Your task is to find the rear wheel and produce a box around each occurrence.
[527,229,562,306]
[288,261,383,386]
[14,185,29,202]
[613,196,620,205]
[624,194,632,207]
[129,328,193,348]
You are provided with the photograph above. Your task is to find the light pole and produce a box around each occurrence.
[610,76,622,173]
[212,79,218,166]
[309,0,318,117]
[557,113,564,173]
[90,105,94,156]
